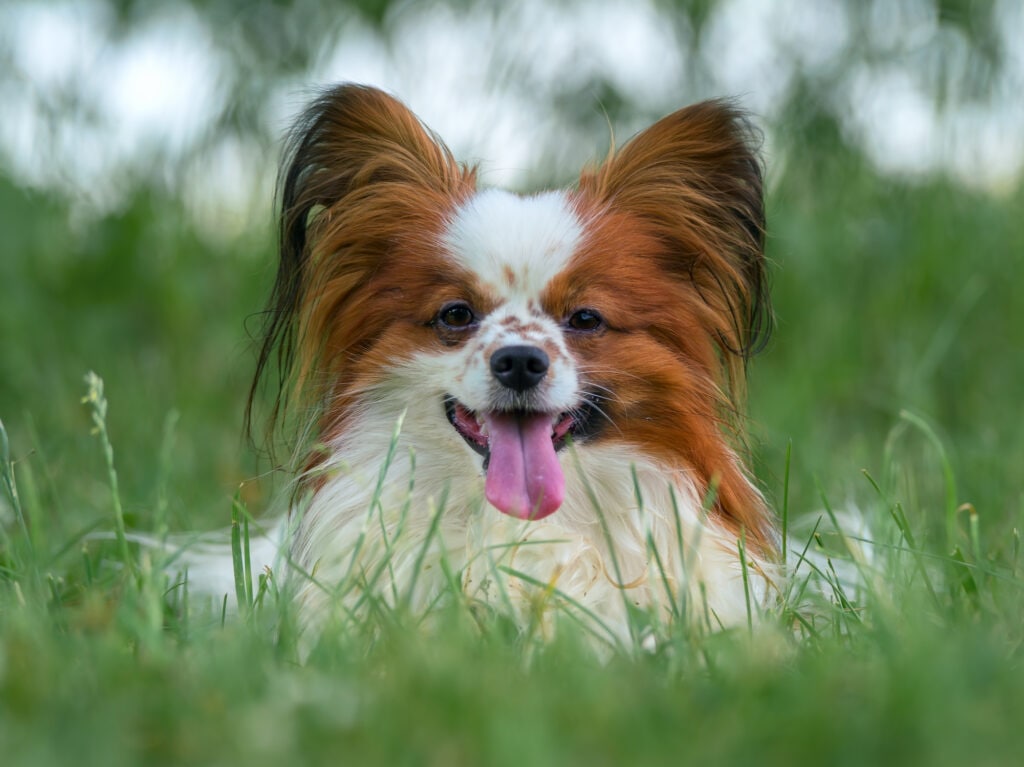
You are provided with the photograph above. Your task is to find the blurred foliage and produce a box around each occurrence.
[0,175,274,528]
[5,0,1017,190]
[753,150,1024,541]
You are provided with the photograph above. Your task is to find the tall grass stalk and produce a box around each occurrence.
[0,418,31,556]
[230,487,252,612]
[81,372,135,581]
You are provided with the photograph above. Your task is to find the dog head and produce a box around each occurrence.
[250,84,773,547]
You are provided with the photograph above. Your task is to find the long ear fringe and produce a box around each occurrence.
[245,84,473,454]
[579,99,772,398]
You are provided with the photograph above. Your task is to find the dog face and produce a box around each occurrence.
[252,84,774,550]
[434,190,590,519]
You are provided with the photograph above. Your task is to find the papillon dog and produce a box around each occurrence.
[237,83,777,645]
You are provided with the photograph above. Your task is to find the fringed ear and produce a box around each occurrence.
[579,102,774,550]
[248,84,475,445]
[578,101,771,400]
[279,84,472,269]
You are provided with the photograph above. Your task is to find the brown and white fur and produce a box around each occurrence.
[243,84,777,645]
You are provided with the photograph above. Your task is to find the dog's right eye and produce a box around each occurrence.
[568,308,603,332]
[438,303,476,329]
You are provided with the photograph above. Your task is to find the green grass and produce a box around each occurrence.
[2,148,1024,765]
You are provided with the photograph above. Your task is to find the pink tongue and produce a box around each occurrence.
[483,412,565,520]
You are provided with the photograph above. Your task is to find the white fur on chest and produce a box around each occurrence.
[289,406,770,645]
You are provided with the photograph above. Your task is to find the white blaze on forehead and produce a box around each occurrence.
[443,189,583,300]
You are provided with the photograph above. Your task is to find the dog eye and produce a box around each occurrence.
[438,303,476,329]
[568,309,603,332]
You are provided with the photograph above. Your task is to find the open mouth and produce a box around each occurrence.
[444,399,587,460]
[444,396,595,521]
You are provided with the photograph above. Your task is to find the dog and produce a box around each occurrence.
[234,83,777,647]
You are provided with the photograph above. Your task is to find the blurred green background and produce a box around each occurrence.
[3,4,1024,766]
[1,0,1021,544]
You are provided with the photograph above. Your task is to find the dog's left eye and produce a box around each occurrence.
[567,309,603,332]
[438,303,476,329]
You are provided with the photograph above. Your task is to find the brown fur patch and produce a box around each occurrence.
[537,100,774,551]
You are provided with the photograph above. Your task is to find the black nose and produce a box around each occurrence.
[490,345,549,392]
